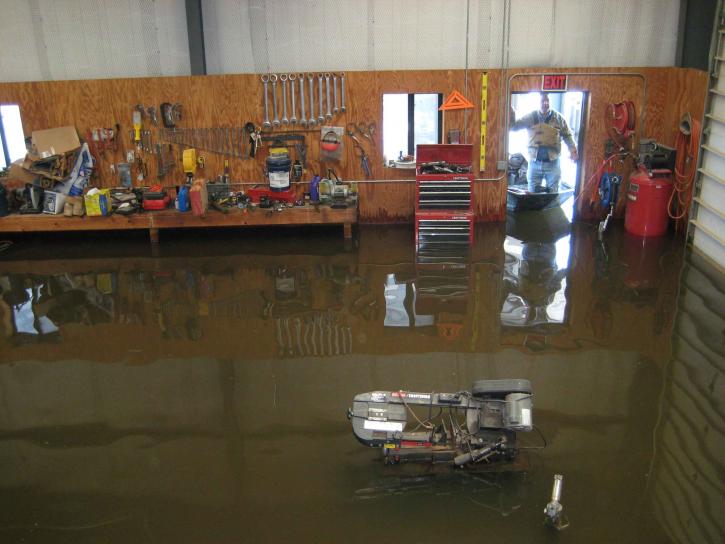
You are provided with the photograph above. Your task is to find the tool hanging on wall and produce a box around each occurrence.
[605,101,636,151]
[132,105,144,143]
[160,103,183,128]
[596,171,622,237]
[345,123,372,178]
[156,143,175,177]
[147,106,159,126]
[260,133,306,158]
[161,127,251,159]
[480,72,488,170]
[260,72,347,131]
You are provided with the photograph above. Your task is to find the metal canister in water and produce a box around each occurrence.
[266,149,291,192]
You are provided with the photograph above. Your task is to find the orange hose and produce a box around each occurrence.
[668,116,701,222]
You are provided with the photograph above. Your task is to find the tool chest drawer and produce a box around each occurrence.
[416,175,473,211]
[415,144,474,213]
[415,212,474,248]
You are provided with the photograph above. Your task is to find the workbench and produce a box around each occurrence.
[0,205,357,243]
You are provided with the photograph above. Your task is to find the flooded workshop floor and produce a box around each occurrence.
[0,213,722,544]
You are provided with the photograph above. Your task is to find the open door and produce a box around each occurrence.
[508,91,587,220]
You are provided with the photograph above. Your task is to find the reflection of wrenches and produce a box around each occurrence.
[340,72,346,113]
[284,318,293,356]
[261,74,272,129]
[289,74,297,125]
[310,318,317,356]
[324,73,332,120]
[317,73,325,123]
[280,74,289,126]
[295,318,303,356]
[307,74,316,127]
[298,73,307,128]
[276,318,284,356]
[271,74,280,128]
[333,74,339,114]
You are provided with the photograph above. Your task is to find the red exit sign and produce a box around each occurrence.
[542,74,568,91]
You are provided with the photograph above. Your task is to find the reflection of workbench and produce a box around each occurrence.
[0,205,357,242]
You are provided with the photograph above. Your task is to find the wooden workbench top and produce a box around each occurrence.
[0,205,358,237]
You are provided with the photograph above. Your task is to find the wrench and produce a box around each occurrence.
[298,73,307,128]
[317,73,325,124]
[261,74,272,130]
[271,74,280,128]
[340,72,346,113]
[333,74,339,114]
[280,74,289,126]
[325,73,332,120]
[308,74,316,127]
[289,74,297,125]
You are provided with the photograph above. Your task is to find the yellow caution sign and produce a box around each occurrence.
[480,72,488,171]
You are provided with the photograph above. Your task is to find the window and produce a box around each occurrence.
[383,93,442,164]
[0,105,27,169]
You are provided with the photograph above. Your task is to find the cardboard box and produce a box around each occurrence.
[31,126,80,158]
[42,190,67,214]
[84,188,111,216]
[4,160,38,189]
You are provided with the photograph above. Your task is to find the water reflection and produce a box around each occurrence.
[0,221,687,362]
[502,211,571,331]
[0,222,718,543]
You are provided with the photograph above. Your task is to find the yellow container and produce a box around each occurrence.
[84,188,111,216]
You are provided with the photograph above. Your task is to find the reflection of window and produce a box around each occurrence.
[383,274,434,327]
[0,105,26,168]
[383,93,442,163]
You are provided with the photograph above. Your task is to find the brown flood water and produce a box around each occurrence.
[0,209,722,543]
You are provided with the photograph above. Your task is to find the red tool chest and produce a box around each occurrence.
[415,145,474,248]
[415,144,474,213]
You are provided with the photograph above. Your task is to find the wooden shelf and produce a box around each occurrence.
[0,205,357,241]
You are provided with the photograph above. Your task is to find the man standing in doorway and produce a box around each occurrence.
[510,93,578,193]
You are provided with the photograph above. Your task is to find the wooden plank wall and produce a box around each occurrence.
[0,67,707,223]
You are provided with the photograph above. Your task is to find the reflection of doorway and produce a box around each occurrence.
[508,91,586,218]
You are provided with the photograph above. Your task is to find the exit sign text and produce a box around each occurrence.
[542,74,567,91]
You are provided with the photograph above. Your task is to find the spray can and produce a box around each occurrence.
[310,175,321,202]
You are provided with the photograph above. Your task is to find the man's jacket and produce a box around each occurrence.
[511,110,575,162]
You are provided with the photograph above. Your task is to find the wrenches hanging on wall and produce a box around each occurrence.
[161,127,255,159]
[260,72,348,131]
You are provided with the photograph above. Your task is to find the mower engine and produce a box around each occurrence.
[348,379,532,467]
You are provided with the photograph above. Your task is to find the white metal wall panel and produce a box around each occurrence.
[0,0,687,78]
[651,259,725,544]
[690,6,724,270]
[202,0,681,75]
[700,175,725,204]
[0,0,190,82]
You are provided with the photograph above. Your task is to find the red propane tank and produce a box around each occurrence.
[624,167,674,237]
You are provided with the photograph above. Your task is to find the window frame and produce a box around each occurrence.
[406,93,443,156]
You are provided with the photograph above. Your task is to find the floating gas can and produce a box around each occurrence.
[624,167,674,237]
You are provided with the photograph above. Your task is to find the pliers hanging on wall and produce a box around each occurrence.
[346,123,372,179]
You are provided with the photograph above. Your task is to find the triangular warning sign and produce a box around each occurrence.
[439,90,475,111]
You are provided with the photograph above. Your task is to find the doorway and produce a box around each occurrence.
[508,91,587,219]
